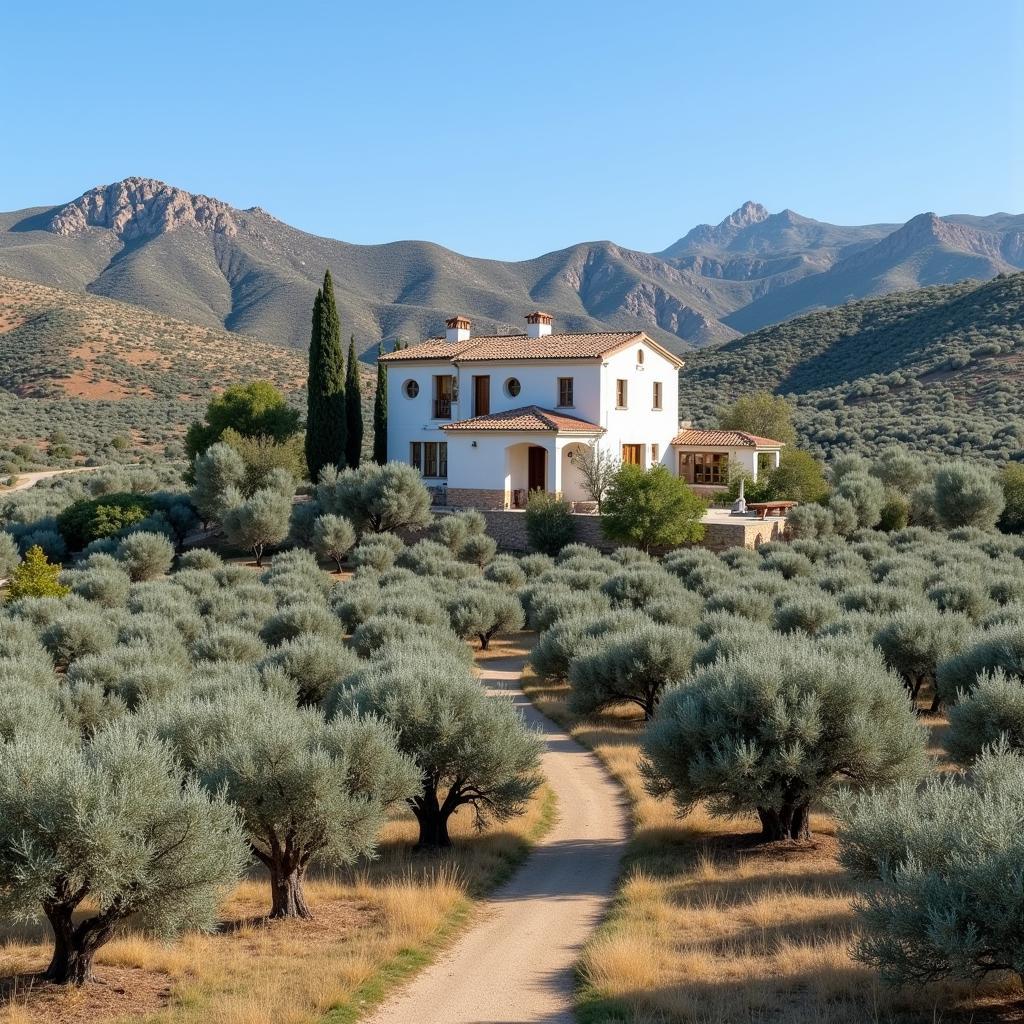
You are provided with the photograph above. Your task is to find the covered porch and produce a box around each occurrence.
[671,428,784,497]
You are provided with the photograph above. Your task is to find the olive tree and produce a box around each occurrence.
[222,487,291,567]
[937,622,1024,702]
[337,649,542,849]
[641,636,927,842]
[568,621,697,720]
[115,531,175,581]
[0,724,246,985]
[933,464,1005,530]
[835,744,1024,986]
[153,688,417,919]
[312,513,356,572]
[190,441,246,523]
[946,670,1024,762]
[318,462,431,535]
[446,584,525,649]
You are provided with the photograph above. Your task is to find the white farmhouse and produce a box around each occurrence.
[381,313,784,509]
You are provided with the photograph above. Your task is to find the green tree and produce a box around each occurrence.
[185,381,301,461]
[312,514,356,572]
[222,488,292,567]
[373,342,388,465]
[601,464,706,551]
[524,491,576,555]
[344,336,364,469]
[190,442,247,524]
[0,725,246,984]
[641,635,927,841]
[220,429,307,491]
[153,690,417,920]
[305,271,347,482]
[763,449,829,503]
[717,392,797,445]
[5,545,69,600]
[999,463,1024,533]
[337,647,543,849]
[446,583,525,650]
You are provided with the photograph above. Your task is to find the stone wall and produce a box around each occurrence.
[478,510,786,554]
[444,487,507,509]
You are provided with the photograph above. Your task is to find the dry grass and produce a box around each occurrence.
[0,639,554,1024]
[522,670,1024,1024]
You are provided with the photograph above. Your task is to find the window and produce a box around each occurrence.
[652,381,662,410]
[432,375,454,419]
[557,377,574,407]
[692,452,729,485]
[403,379,419,399]
[505,377,521,398]
[622,443,643,465]
[637,348,645,365]
[410,441,447,479]
[651,443,660,464]
[616,379,628,409]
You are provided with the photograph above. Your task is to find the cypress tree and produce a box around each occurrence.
[373,341,388,465]
[345,335,364,469]
[305,270,346,481]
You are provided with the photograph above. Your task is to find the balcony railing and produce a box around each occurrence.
[433,397,452,419]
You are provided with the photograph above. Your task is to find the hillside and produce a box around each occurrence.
[1,178,1020,358]
[0,275,307,466]
[681,273,1024,463]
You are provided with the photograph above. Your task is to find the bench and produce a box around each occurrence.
[747,500,798,520]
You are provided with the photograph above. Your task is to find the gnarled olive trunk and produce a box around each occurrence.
[410,777,463,850]
[43,901,116,986]
[757,802,811,842]
[269,862,312,919]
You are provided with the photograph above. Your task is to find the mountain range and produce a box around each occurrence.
[1,178,1021,357]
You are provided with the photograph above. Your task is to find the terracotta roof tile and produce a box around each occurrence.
[441,405,604,434]
[379,331,684,367]
[671,429,785,448]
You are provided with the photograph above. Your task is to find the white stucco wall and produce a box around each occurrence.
[453,360,603,423]
[599,343,680,468]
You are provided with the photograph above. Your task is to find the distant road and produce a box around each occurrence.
[1,467,104,493]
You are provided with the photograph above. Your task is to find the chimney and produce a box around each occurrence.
[525,310,553,339]
[445,315,471,342]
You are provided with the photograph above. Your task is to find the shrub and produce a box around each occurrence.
[484,554,527,590]
[526,585,611,631]
[312,514,356,572]
[319,462,431,535]
[192,625,267,664]
[447,584,525,649]
[190,442,247,523]
[40,610,116,669]
[260,601,343,647]
[763,448,829,503]
[337,650,542,848]
[0,532,18,578]
[600,567,679,609]
[835,744,1024,987]
[0,724,246,984]
[926,581,991,620]
[176,548,223,571]
[222,488,291,567]
[4,545,70,600]
[568,621,697,719]
[999,463,1024,533]
[258,635,362,707]
[350,533,405,572]
[938,623,1024,702]
[946,670,1024,762]
[601,464,706,550]
[642,635,927,841]
[933,464,1005,530]
[459,532,497,567]
[718,392,797,445]
[56,494,156,550]
[831,473,885,529]
[773,593,839,635]
[114,531,175,581]
[63,567,130,609]
[524,491,576,556]
[785,503,834,540]
[397,539,479,580]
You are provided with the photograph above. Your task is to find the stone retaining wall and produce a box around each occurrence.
[478,510,786,554]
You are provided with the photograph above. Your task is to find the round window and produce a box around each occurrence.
[403,379,420,399]
[505,377,522,398]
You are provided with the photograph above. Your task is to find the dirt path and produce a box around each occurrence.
[364,653,629,1024]
[1,467,102,492]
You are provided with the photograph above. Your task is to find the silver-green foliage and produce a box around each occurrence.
[835,744,1024,986]
[641,635,927,841]
[0,724,246,984]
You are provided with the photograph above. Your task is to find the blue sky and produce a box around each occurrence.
[4,0,1022,259]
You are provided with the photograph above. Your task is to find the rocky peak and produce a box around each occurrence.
[48,177,239,240]
[721,201,770,230]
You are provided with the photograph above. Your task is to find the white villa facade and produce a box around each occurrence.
[381,313,784,509]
